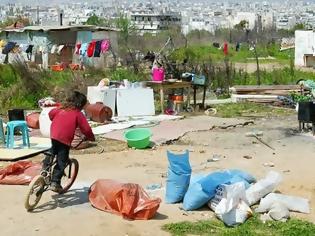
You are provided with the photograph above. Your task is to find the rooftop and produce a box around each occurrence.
[0,25,119,33]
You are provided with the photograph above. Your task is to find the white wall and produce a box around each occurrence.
[233,12,256,30]
[295,30,315,66]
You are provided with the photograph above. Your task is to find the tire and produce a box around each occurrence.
[60,158,79,194]
[24,175,45,211]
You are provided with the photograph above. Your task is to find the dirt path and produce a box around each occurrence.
[0,115,315,236]
[235,62,315,74]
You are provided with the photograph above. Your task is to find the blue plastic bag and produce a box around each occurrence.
[165,150,191,203]
[183,169,255,210]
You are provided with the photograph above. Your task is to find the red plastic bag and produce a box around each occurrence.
[89,179,161,220]
[0,161,42,185]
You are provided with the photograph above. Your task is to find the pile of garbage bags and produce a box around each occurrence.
[165,151,310,226]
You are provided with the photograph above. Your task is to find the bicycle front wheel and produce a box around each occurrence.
[60,158,79,194]
[24,175,45,211]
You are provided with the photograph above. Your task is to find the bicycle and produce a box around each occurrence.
[24,151,79,211]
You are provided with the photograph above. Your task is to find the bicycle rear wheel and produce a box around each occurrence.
[24,175,45,211]
[60,158,79,194]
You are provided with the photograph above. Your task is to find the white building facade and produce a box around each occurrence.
[295,30,315,67]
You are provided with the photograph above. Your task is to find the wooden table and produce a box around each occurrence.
[146,81,192,113]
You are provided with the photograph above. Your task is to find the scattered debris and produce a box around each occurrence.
[246,131,275,150]
[263,162,275,167]
[146,183,162,191]
[161,173,167,178]
[208,154,221,162]
[205,108,217,116]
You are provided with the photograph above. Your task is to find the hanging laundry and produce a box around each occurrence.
[26,45,34,61]
[223,42,228,56]
[19,44,28,52]
[57,45,65,55]
[25,45,34,54]
[37,46,44,53]
[2,42,16,54]
[80,43,88,56]
[51,44,58,54]
[87,41,96,57]
[12,45,20,53]
[0,40,6,48]
[75,42,81,55]
[101,39,110,53]
[94,40,102,57]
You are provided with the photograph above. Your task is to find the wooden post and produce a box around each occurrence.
[253,44,261,85]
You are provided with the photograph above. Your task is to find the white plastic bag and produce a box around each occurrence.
[256,193,310,214]
[268,202,290,221]
[246,171,282,206]
[220,200,252,226]
[214,182,246,215]
[208,182,252,226]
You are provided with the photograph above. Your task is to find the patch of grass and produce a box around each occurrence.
[170,44,292,64]
[212,103,294,118]
[162,215,315,236]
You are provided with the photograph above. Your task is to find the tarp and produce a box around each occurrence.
[89,179,161,220]
[0,161,41,185]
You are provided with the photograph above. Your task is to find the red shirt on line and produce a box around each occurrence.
[49,108,95,146]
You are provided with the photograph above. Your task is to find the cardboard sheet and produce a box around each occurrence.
[0,137,51,161]
[103,116,252,145]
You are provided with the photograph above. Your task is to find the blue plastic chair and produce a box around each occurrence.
[6,120,30,149]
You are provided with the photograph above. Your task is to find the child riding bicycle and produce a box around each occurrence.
[42,91,95,193]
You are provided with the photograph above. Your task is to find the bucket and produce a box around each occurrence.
[124,128,152,149]
[84,102,112,123]
[298,101,315,122]
[152,68,165,82]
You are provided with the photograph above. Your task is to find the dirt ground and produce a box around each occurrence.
[1,114,315,236]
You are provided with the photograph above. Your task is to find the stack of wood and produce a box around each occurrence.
[230,85,308,104]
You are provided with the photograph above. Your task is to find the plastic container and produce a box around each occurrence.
[298,101,315,122]
[152,67,165,82]
[169,95,184,101]
[26,112,40,129]
[51,65,64,72]
[124,128,152,149]
[8,109,25,121]
[84,102,112,123]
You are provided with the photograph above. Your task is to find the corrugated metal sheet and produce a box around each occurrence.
[0,25,119,33]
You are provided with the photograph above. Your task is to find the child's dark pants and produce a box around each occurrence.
[43,139,70,185]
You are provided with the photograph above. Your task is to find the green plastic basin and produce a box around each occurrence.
[124,128,152,149]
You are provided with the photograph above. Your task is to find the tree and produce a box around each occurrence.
[0,16,31,28]
[86,14,104,26]
[234,20,249,31]
[293,23,305,31]
[115,15,138,73]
